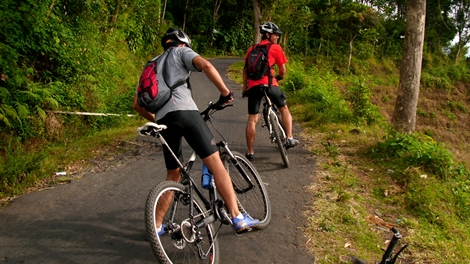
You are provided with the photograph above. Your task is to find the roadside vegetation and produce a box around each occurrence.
[228,57,470,263]
[2,0,470,263]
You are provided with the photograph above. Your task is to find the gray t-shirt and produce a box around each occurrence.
[136,46,201,121]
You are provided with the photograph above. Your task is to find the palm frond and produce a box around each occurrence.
[44,97,59,109]
[0,112,11,127]
[0,87,11,99]
[0,103,20,126]
[14,102,29,118]
[35,106,46,120]
[18,90,41,102]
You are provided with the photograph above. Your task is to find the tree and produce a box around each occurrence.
[252,0,262,43]
[451,0,470,63]
[392,0,426,133]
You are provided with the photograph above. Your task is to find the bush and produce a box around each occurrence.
[345,76,382,125]
[290,67,351,125]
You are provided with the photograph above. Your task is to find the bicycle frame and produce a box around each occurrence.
[377,227,409,264]
[261,89,287,144]
[258,87,290,167]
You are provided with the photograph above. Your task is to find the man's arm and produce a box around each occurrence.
[132,94,156,122]
[242,69,248,90]
[192,56,231,97]
[278,63,286,79]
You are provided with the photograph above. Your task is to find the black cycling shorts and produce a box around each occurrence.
[157,110,218,170]
[247,86,287,114]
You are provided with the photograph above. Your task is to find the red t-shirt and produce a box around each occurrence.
[245,40,288,89]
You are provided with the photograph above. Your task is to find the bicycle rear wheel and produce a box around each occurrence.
[145,181,219,264]
[269,111,289,167]
[220,151,271,229]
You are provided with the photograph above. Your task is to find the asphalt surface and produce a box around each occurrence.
[0,58,316,263]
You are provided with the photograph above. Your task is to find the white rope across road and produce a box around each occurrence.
[50,110,136,117]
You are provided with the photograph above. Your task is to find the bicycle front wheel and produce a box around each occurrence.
[269,111,289,167]
[220,151,271,229]
[145,181,219,264]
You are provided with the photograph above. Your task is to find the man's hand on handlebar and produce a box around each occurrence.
[216,90,234,106]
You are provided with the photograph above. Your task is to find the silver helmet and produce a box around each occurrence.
[259,22,283,35]
[161,28,192,49]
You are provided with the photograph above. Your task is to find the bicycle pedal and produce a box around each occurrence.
[234,227,252,236]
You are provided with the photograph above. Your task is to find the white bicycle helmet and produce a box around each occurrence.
[259,22,283,35]
[161,28,192,49]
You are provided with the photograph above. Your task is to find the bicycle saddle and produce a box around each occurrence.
[137,122,168,136]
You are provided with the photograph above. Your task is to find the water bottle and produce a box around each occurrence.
[201,164,213,189]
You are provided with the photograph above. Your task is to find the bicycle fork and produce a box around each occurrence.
[217,142,256,193]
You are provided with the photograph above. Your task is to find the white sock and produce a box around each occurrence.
[235,213,244,219]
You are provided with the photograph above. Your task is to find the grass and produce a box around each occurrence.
[303,123,470,263]
[0,116,145,206]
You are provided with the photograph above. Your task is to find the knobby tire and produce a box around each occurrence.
[145,181,220,264]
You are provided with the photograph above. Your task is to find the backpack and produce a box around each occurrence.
[245,43,273,81]
[137,48,189,113]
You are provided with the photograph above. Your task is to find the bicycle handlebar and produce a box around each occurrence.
[200,102,233,121]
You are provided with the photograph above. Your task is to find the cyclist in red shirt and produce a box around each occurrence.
[242,22,299,161]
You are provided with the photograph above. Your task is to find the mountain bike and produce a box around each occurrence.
[351,227,408,264]
[377,227,408,264]
[260,86,289,167]
[137,102,271,264]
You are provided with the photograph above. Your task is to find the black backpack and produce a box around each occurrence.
[137,48,189,113]
[245,43,273,82]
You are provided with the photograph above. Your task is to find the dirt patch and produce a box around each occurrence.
[371,82,470,166]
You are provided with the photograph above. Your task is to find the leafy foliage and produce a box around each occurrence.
[345,76,383,125]
[369,131,470,222]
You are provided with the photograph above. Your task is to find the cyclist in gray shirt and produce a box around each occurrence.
[133,28,260,234]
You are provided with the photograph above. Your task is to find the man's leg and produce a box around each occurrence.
[203,152,260,233]
[155,168,181,229]
[245,114,259,155]
[202,152,240,217]
[278,105,293,138]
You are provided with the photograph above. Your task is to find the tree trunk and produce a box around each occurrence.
[348,34,357,71]
[183,0,189,31]
[252,0,261,44]
[210,0,223,47]
[161,0,167,25]
[391,0,426,134]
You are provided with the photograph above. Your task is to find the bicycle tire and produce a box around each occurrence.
[145,181,219,264]
[220,151,271,229]
[263,105,270,130]
[269,111,289,167]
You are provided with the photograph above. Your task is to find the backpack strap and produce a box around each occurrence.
[263,43,274,88]
[243,44,257,71]
[161,48,190,90]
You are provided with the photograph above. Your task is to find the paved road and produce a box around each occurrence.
[0,58,316,263]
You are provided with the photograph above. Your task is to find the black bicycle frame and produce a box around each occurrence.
[379,227,409,264]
